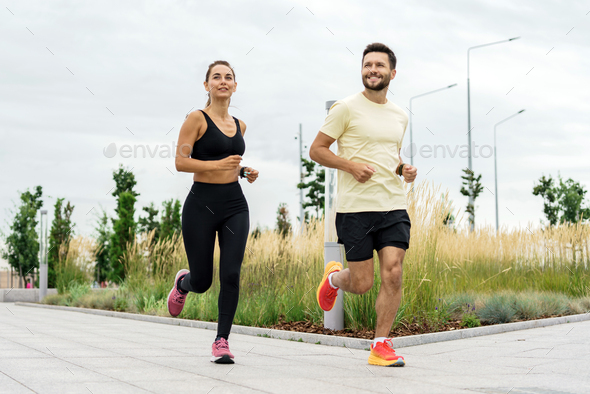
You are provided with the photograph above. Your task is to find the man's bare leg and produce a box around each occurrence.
[331,258,374,295]
[374,246,405,338]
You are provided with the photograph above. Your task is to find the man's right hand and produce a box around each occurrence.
[216,155,242,170]
[349,162,376,183]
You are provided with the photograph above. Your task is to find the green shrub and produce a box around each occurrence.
[42,293,68,305]
[577,297,590,312]
[447,294,476,313]
[539,293,569,316]
[513,295,542,320]
[68,282,90,300]
[114,297,128,312]
[461,313,481,328]
[478,294,516,324]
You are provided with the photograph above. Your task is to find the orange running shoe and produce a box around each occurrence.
[316,261,343,311]
[368,339,405,367]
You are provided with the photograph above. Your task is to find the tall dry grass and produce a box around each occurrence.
[55,235,97,293]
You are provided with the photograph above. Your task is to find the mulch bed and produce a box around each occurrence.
[269,319,467,340]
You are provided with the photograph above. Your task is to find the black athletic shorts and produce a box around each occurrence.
[335,210,411,262]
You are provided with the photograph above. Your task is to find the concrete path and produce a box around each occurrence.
[1,303,589,394]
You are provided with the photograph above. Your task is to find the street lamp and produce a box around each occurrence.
[408,83,457,166]
[494,109,525,232]
[39,210,48,301]
[295,123,304,228]
[467,36,520,230]
[323,99,344,331]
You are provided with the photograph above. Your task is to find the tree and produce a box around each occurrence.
[533,174,590,225]
[112,164,140,199]
[460,168,483,231]
[94,208,112,283]
[109,191,136,282]
[250,223,263,240]
[47,198,75,288]
[109,165,139,282]
[1,186,43,287]
[276,203,291,238]
[297,157,325,221]
[160,199,181,240]
[138,202,160,240]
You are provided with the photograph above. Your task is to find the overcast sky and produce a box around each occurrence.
[1,0,589,242]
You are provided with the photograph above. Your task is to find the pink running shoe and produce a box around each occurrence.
[211,338,235,364]
[167,269,189,317]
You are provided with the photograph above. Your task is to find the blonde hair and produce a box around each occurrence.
[204,60,236,107]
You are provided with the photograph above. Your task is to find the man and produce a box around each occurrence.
[310,42,417,367]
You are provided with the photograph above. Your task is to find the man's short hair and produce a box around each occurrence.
[362,43,397,70]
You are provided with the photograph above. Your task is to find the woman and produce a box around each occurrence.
[168,60,259,364]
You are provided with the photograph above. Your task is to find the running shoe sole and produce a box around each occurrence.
[211,355,235,364]
[368,354,405,367]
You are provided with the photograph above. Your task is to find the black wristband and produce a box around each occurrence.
[397,163,405,176]
[239,167,245,178]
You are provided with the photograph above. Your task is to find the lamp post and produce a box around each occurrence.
[467,36,520,230]
[39,210,48,301]
[408,83,457,166]
[494,109,525,232]
[323,99,344,331]
[295,123,304,228]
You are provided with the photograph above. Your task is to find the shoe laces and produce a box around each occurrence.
[382,339,397,354]
[325,285,338,301]
[172,289,187,303]
[214,338,229,351]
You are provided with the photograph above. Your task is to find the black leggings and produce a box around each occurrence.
[179,181,249,340]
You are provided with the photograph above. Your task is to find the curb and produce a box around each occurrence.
[15,302,590,350]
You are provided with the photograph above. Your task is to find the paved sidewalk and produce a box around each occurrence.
[1,303,589,394]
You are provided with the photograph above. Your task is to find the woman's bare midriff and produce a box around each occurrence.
[194,168,240,184]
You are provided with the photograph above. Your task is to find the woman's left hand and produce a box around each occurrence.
[244,167,259,183]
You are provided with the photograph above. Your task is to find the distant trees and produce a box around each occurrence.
[533,174,590,226]
[1,186,43,287]
[109,165,139,282]
[47,198,75,288]
[297,158,325,221]
[160,199,182,240]
[460,168,483,231]
[94,208,111,284]
[276,203,291,238]
[138,202,160,241]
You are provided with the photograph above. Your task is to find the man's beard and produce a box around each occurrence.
[362,74,390,91]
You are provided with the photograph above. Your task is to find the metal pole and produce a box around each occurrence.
[494,123,498,232]
[299,123,304,228]
[409,100,413,166]
[467,36,520,231]
[323,100,343,331]
[39,210,48,301]
[409,83,457,167]
[494,109,525,233]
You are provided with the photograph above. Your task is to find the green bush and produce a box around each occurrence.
[478,294,516,324]
[513,295,542,320]
[461,313,481,328]
[539,293,569,316]
[114,296,128,312]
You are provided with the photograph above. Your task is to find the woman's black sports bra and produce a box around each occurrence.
[191,110,246,161]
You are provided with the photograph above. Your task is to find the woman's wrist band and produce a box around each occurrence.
[239,167,245,178]
[397,163,405,176]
